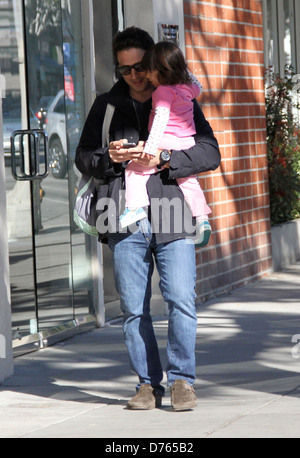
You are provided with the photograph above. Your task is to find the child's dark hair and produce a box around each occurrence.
[142,41,191,85]
[113,27,155,63]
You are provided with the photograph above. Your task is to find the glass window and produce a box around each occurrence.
[263,0,299,75]
[284,0,292,67]
[61,0,95,319]
[265,0,277,71]
[263,0,299,125]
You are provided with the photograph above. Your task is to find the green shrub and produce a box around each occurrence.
[265,66,300,225]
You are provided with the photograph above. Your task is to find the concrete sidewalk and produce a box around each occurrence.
[0,264,300,438]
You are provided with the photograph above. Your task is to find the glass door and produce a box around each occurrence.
[23,0,74,332]
[2,0,37,341]
[1,0,95,353]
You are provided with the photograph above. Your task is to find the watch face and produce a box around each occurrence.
[161,150,171,161]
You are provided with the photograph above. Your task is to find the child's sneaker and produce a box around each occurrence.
[119,207,147,229]
[195,220,212,248]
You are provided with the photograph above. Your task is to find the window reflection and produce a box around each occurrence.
[264,0,297,76]
[1,0,95,343]
[61,0,95,319]
[266,0,275,70]
[284,0,292,67]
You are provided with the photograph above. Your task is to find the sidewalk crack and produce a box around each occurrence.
[201,384,300,438]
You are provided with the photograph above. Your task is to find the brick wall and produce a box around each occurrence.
[184,0,273,301]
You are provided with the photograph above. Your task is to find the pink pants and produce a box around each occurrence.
[125,162,211,218]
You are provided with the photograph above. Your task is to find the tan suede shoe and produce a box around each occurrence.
[127,384,162,410]
[170,379,198,411]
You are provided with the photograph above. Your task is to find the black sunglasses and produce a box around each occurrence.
[117,62,145,76]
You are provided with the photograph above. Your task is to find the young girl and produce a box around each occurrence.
[120,41,212,247]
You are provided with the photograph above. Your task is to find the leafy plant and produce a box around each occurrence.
[265,66,300,225]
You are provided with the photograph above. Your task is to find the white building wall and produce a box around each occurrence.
[123,0,185,51]
[152,0,186,52]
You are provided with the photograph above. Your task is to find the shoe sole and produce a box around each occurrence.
[172,400,198,412]
[127,404,156,410]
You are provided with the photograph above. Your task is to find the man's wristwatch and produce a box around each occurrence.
[157,150,171,169]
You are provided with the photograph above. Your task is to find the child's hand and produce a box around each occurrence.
[140,152,154,161]
[134,149,162,168]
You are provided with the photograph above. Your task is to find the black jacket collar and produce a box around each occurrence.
[106,78,135,109]
[106,78,152,110]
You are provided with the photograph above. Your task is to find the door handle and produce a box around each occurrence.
[11,129,49,181]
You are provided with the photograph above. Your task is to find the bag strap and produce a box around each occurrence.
[102,103,115,148]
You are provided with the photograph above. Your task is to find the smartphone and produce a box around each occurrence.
[122,142,137,148]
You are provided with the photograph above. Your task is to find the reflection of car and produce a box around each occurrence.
[35,96,53,129]
[3,120,20,155]
[45,90,80,179]
[3,108,40,158]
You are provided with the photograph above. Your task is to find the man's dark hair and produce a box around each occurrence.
[142,41,191,86]
[112,26,155,63]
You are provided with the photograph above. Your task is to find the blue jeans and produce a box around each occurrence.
[108,220,197,395]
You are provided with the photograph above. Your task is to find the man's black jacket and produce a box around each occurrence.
[75,78,221,244]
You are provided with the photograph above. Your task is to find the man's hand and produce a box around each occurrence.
[109,140,164,169]
[109,140,145,163]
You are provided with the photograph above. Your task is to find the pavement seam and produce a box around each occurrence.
[200,383,300,438]
[199,395,283,438]
[17,400,119,438]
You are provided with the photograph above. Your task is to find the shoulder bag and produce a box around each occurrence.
[73,103,115,236]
